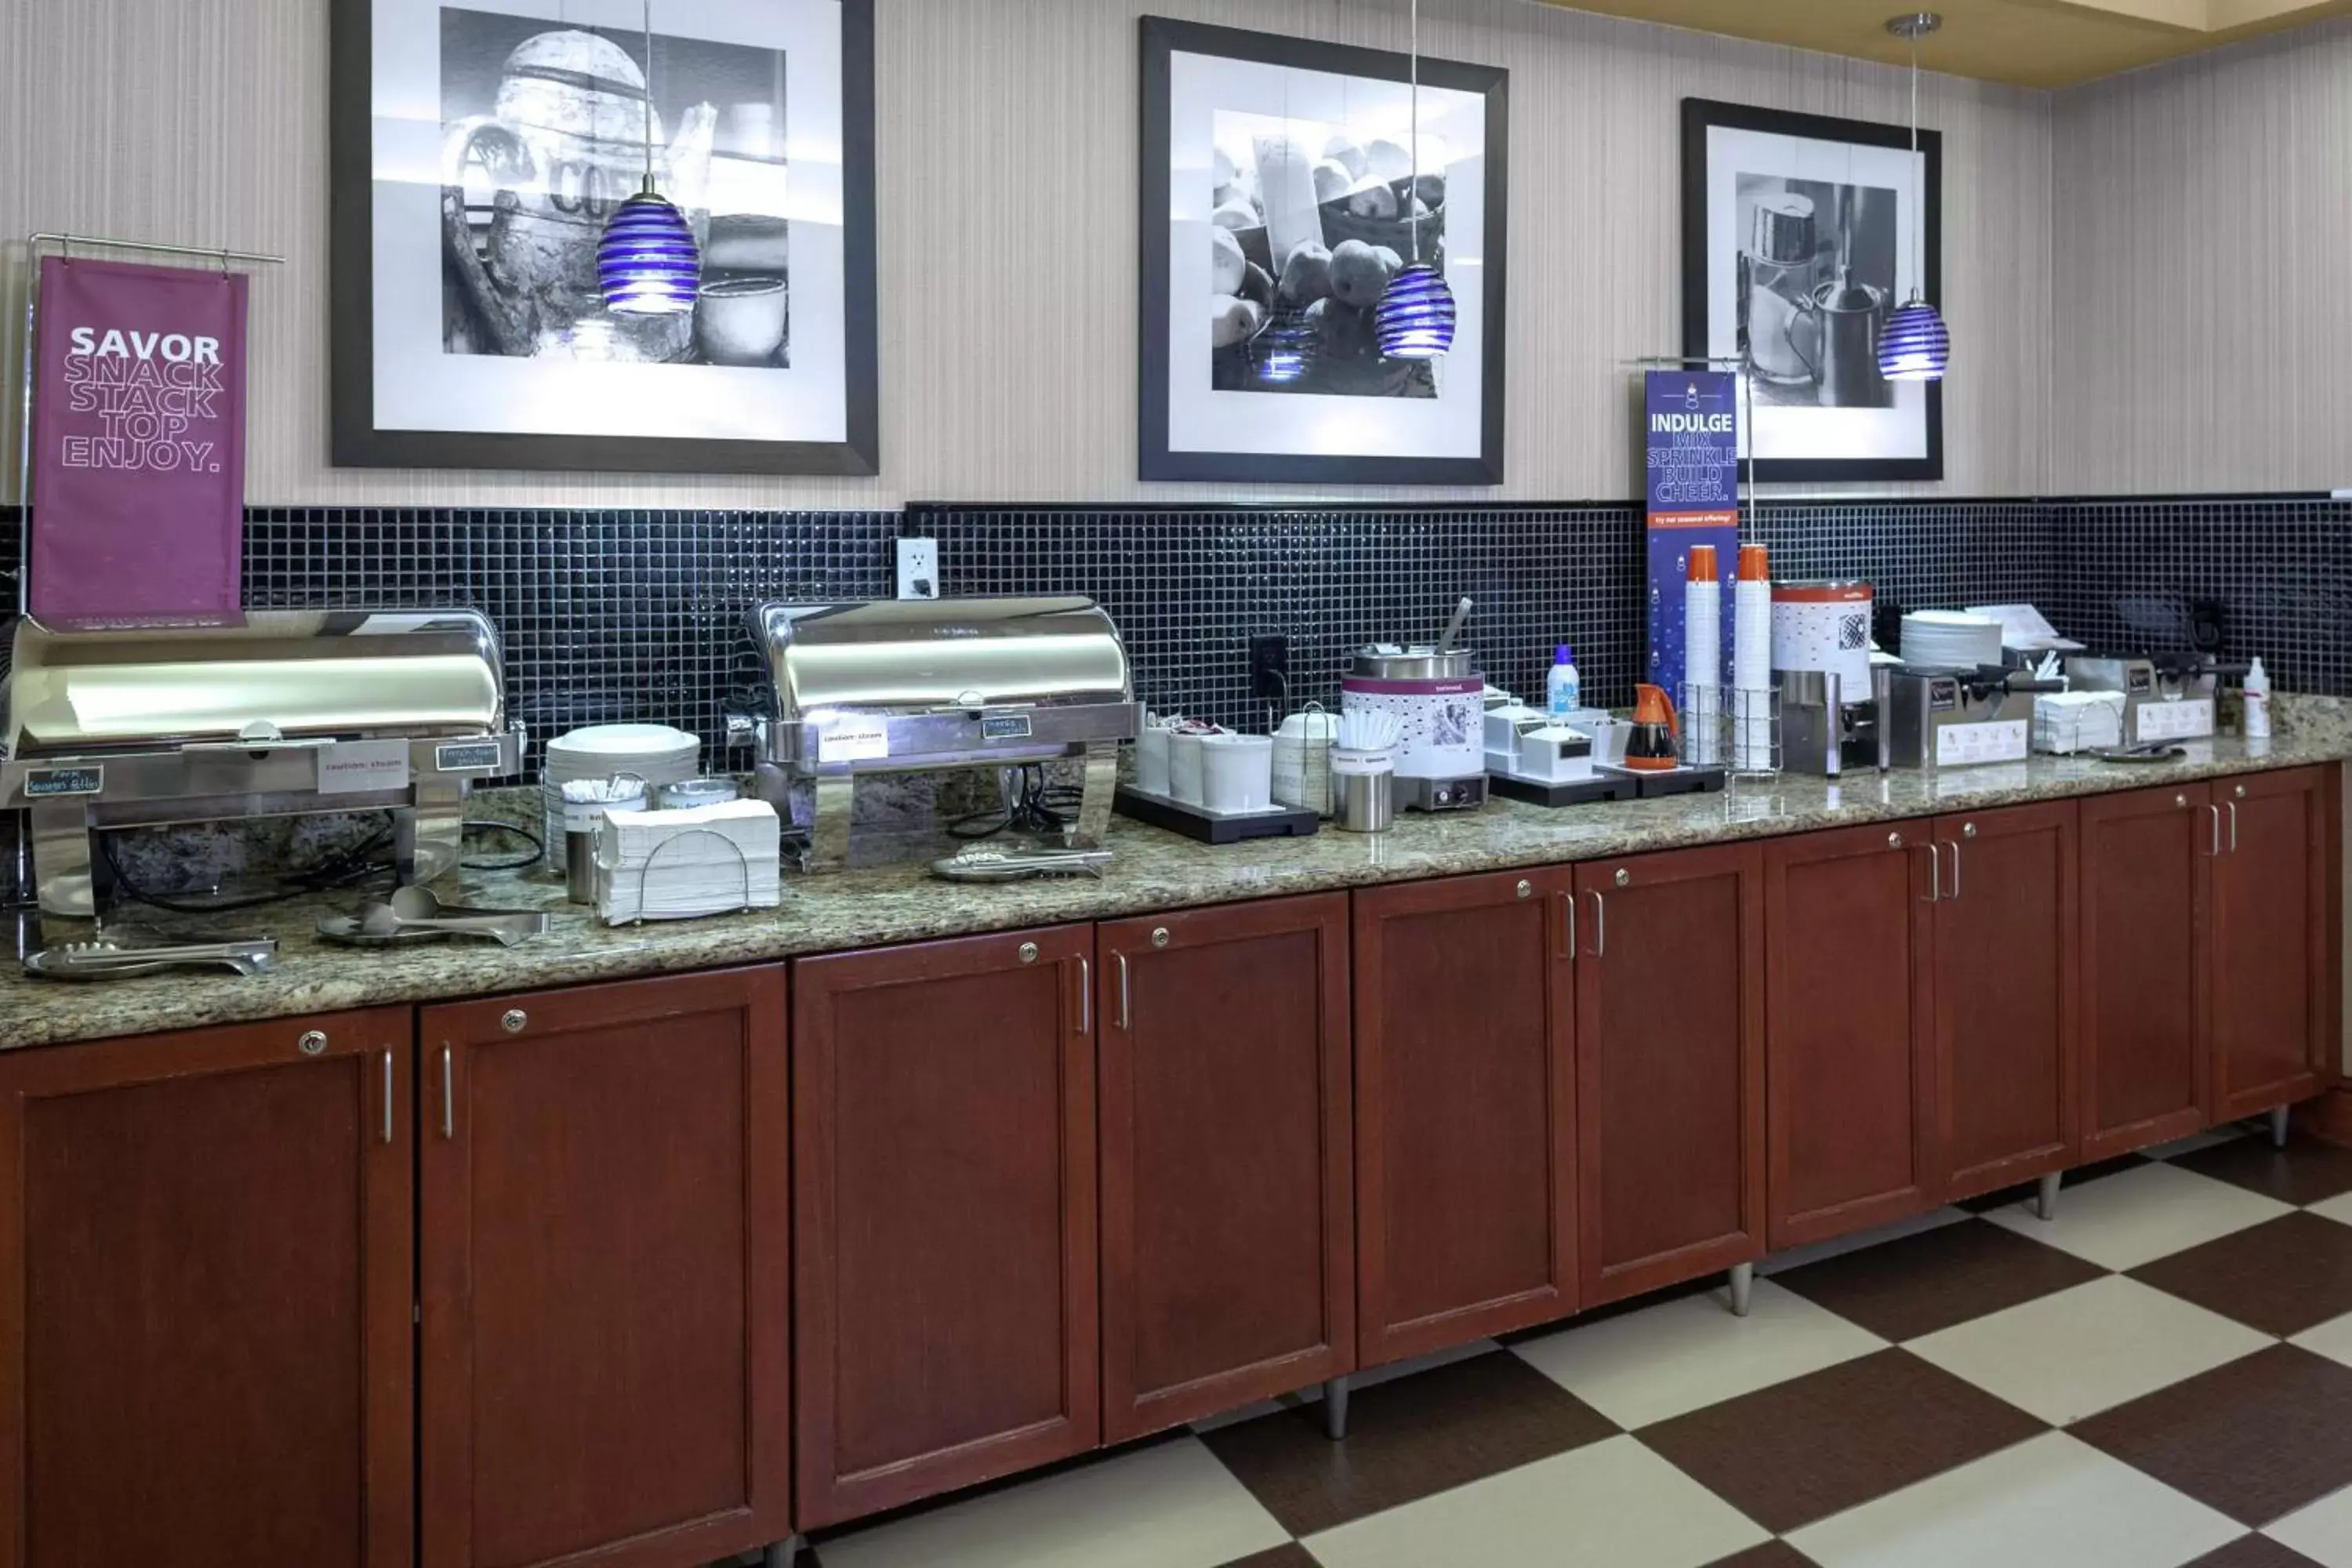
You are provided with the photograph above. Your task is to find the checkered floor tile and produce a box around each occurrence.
[731,1123,2352,1568]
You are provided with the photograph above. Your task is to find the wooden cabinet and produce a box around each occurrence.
[1929,802,2081,1201]
[1097,895,1353,1442]
[1765,823,1938,1247]
[0,1009,413,1568]
[793,927,1098,1527]
[2210,766,2339,1121]
[1354,869,1577,1363]
[419,968,789,1568]
[1573,844,1766,1306]
[2080,785,2212,1158]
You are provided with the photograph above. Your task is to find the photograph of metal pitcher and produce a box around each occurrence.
[1733,174,1896,410]
[439,7,791,368]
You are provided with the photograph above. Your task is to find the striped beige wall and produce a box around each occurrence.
[0,0,2053,507]
[2052,16,2352,495]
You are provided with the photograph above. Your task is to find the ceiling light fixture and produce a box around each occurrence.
[1374,0,1457,360]
[1878,11,1950,382]
[597,0,700,317]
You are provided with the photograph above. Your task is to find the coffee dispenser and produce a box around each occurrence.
[1772,582,1890,776]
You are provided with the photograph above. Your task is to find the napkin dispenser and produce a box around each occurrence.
[735,597,1142,869]
[0,611,521,917]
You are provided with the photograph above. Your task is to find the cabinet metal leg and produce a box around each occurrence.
[2271,1105,2292,1149]
[764,1535,802,1568]
[1323,1375,1350,1441]
[1728,1261,1754,1318]
[2036,1171,2061,1221]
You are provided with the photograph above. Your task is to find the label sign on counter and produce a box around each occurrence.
[434,741,506,773]
[317,739,412,795]
[2136,699,2215,743]
[22,766,103,798]
[1936,719,2030,768]
[981,714,1034,741]
[817,718,889,764]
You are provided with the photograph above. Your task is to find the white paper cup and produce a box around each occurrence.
[1170,731,1210,806]
[1201,734,1275,813]
[1136,728,1174,795]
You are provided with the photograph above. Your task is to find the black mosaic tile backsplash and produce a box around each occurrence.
[0,495,2341,779]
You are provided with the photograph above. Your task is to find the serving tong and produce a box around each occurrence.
[25,934,279,981]
[318,885,550,948]
[930,844,1112,884]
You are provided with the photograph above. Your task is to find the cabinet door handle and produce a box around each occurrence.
[2205,804,2223,857]
[1076,956,1092,1036]
[1116,953,1131,1031]
[381,1051,394,1145]
[1560,890,1577,961]
[439,1047,455,1141]
[1944,839,1962,899]
[1586,889,1607,957]
[1923,841,1943,902]
[2227,800,2238,854]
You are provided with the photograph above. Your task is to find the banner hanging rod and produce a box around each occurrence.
[24,233,285,267]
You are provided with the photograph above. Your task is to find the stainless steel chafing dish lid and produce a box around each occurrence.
[2,609,507,759]
[753,597,1134,717]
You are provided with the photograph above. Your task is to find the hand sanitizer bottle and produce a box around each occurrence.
[1547,645,1581,722]
[2244,656,2272,739]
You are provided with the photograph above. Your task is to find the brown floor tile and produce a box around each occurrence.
[1214,1548,1319,1568]
[1957,1153,2151,1213]
[1770,1218,2109,1341]
[2182,1537,2332,1567]
[2073,1345,2352,1526]
[1703,1543,1820,1567]
[1200,1348,1617,1536]
[2129,1212,2352,1337]
[2172,1136,2352,1207]
[1634,1348,2047,1534]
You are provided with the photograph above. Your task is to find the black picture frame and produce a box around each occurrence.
[1138,17,1508,486]
[1679,97,1944,485]
[328,0,880,476]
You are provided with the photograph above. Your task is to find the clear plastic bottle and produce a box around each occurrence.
[1547,645,1581,721]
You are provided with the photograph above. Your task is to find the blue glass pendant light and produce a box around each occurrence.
[1877,13,1949,382]
[598,1,700,316]
[1375,0,1456,361]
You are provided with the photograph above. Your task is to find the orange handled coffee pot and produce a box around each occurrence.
[1623,684,1680,772]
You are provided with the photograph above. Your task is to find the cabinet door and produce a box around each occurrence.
[794,927,1098,1527]
[419,969,789,1568]
[2211,767,2340,1120]
[1573,844,1766,1306]
[1355,869,1576,1365]
[1765,822,1939,1248]
[0,1009,412,1568]
[1931,802,2081,1201]
[2081,785,2213,1157]
[1098,894,1353,1442]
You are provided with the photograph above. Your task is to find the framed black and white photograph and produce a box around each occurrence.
[1139,17,1508,485]
[329,0,877,474]
[1680,99,1942,484]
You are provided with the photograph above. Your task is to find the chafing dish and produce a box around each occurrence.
[1,611,523,916]
[735,597,1141,870]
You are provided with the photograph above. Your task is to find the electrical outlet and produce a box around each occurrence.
[895,537,938,601]
[1249,633,1290,702]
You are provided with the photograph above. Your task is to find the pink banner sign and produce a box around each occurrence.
[29,256,248,626]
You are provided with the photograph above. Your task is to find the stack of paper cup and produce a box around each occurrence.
[1733,544,1773,769]
[1684,546,1722,765]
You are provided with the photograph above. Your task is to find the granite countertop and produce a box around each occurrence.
[4,704,2345,1051]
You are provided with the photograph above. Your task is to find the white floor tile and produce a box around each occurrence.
[1905,1276,2273,1425]
[2311,1190,2352,1229]
[1982,1161,2293,1271]
[1758,1206,1973,1276]
[1512,1278,1886,1429]
[2265,1482,2352,1566]
[1788,1431,2243,1568]
[1303,1434,1768,1568]
[817,1437,1288,1568]
[2292,1311,2352,1370]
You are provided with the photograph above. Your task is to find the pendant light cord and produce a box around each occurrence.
[1907,30,1922,304]
[1408,0,1421,264]
[641,0,656,193]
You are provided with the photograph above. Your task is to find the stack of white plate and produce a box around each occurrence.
[541,724,702,866]
[1901,611,2005,671]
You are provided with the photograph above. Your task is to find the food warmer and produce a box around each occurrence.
[735,597,1142,869]
[0,611,522,916]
